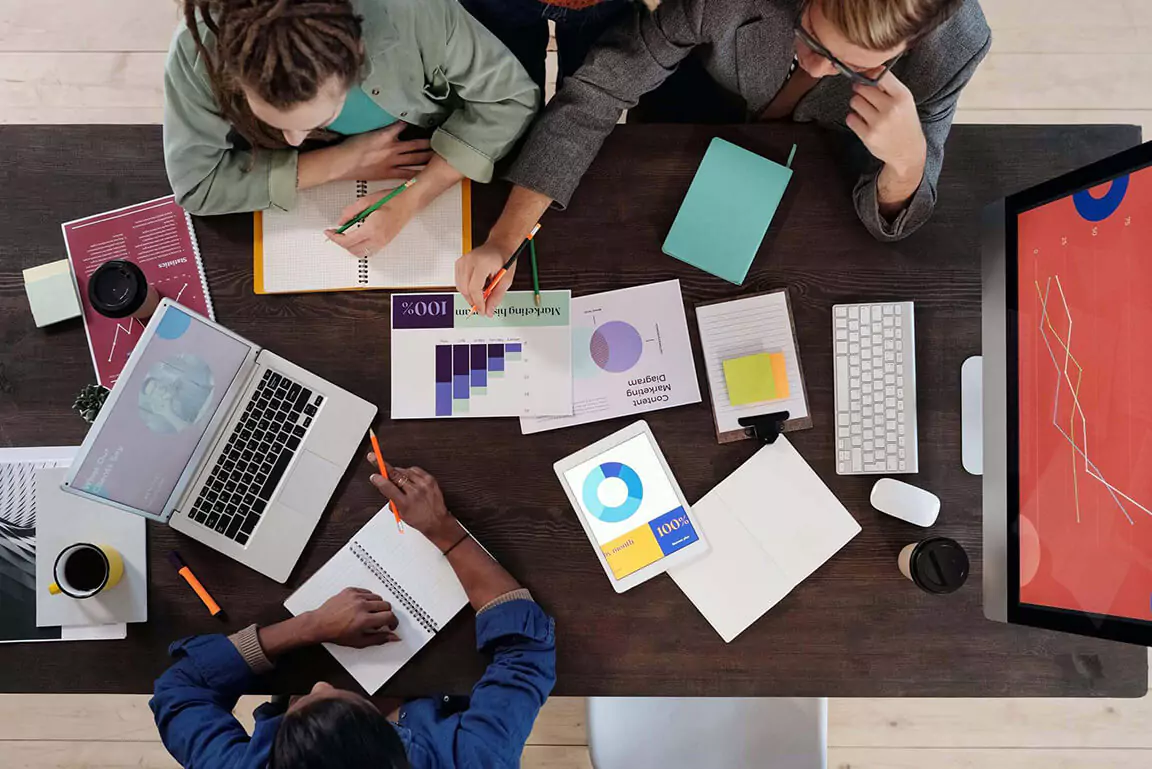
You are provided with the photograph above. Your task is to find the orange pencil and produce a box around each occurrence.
[370,429,403,533]
[471,223,541,313]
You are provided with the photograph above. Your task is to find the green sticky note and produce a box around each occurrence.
[723,353,778,406]
[662,138,794,285]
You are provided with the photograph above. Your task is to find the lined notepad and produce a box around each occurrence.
[696,290,811,442]
[284,511,468,693]
[255,179,470,294]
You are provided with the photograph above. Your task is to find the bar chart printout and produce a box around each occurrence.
[391,291,572,419]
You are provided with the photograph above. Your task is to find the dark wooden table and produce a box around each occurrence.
[1,123,1146,698]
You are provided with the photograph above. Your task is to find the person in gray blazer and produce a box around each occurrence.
[457,0,991,315]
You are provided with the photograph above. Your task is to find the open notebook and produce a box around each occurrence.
[284,511,468,693]
[254,179,471,294]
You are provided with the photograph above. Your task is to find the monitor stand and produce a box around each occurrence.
[962,356,983,476]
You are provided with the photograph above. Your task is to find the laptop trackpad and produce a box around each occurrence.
[279,451,341,519]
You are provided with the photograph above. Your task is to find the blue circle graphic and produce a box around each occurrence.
[581,461,644,523]
[1073,175,1129,222]
[156,308,193,340]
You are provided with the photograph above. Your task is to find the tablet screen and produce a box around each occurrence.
[562,433,699,579]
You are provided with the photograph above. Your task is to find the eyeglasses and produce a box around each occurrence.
[793,10,903,88]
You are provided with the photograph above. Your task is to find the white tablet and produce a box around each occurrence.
[554,421,709,592]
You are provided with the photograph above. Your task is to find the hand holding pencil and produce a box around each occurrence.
[366,453,465,551]
[455,222,541,316]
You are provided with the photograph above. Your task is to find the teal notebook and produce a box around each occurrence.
[662,138,794,285]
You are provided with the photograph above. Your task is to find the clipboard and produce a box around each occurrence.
[694,288,812,444]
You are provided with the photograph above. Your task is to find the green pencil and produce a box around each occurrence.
[335,177,416,235]
[529,238,541,306]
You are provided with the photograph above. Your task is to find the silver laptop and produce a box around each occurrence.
[63,299,376,583]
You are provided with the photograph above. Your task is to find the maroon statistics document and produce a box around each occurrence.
[62,196,213,387]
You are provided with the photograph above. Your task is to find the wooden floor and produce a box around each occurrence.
[1,1,1149,767]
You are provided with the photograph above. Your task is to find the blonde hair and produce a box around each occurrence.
[817,0,963,51]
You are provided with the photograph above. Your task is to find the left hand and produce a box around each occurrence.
[845,71,927,180]
[325,185,421,258]
[306,587,401,648]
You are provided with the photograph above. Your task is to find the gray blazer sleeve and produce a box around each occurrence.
[505,0,707,207]
[853,33,992,242]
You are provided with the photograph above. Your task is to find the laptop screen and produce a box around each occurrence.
[72,306,250,516]
[1015,160,1152,623]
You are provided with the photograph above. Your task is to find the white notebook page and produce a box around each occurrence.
[696,292,809,434]
[670,438,861,642]
[261,180,463,293]
[284,511,468,693]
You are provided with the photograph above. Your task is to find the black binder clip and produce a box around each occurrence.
[738,411,790,445]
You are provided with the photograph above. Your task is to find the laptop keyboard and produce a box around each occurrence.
[188,370,323,545]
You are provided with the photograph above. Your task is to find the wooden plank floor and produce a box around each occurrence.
[0,1,1148,767]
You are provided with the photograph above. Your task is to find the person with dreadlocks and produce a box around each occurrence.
[164,0,539,258]
[151,458,556,769]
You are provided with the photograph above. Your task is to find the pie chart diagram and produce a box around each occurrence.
[581,461,644,523]
[590,321,643,373]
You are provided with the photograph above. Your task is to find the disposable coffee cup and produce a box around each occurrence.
[898,537,969,594]
[88,259,161,320]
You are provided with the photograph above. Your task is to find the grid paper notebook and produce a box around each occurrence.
[255,179,471,294]
[284,510,468,693]
[696,289,812,443]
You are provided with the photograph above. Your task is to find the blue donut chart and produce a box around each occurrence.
[1073,175,1129,222]
[581,461,644,523]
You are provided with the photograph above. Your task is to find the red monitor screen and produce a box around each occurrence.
[1016,163,1152,622]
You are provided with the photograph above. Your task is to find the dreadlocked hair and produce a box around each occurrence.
[182,0,365,150]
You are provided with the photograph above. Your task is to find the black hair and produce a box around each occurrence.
[270,696,411,769]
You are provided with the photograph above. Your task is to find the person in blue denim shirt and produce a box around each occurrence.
[150,456,556,769]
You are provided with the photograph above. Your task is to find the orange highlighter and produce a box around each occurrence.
[167,551,226,621]
[370,429,403,533]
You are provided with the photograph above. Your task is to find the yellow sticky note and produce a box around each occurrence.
[723,353,778,406]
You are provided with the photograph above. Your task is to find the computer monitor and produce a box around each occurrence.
[983,140,1152,646]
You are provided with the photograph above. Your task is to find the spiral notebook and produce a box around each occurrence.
[254,179,471,294]
[284,510,468,693]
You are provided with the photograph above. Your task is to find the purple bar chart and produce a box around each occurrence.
[435,342,524,416]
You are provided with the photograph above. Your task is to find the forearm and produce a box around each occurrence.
[876,157,925,220]
[485,186,553,254]
[255,613,321,660]
[297,144,347,190]
[410,153,466,209]
[424,517,521,611]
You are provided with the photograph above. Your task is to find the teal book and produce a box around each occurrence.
[662,138,794,285]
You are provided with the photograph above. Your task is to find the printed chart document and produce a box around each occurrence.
[696,290,811,442]
[669,438,860,642]
[256,180,469,294]
[391,291,573,418]
[62,196,213,387]
[0,447,126,645]
[285,511,468,693]
[521,280,700,434]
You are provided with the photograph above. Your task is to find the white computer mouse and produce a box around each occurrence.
[870,478,940,527]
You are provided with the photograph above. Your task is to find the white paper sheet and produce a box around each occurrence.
[521,280,701,434]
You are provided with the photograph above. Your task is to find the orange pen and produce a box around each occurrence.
[370,429,403,532]
[471,223,541,313]
[167,551,226,621]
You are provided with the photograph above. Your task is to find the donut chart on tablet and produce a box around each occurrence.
[581,461,644,523]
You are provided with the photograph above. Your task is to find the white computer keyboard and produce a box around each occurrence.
[833,301,918,475]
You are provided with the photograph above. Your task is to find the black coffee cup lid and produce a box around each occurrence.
[88,259,148,318]
[911,537,969,594]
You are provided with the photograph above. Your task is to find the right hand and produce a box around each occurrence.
[455,241,516,317]
[306,587,401,648]
[334,123,433,181]
[366,455,463,549]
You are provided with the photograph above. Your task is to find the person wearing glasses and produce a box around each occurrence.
[456,0,991,315]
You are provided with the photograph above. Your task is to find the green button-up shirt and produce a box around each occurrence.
[163,0,540,216]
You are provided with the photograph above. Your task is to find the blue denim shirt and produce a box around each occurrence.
[150,600,556,769]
